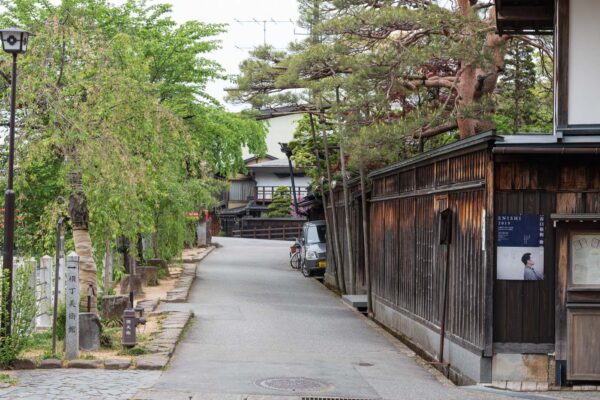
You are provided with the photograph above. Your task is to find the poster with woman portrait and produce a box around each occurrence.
[496,214,545,281]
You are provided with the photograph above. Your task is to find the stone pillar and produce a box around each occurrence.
[26,257,36,292]
[197,221,207,247]
[56,251,65,304]
[36,255,53,329]
[103,241,113,295]
[65,252,80,360]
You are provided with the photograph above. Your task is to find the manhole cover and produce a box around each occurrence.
[255,377,330,392]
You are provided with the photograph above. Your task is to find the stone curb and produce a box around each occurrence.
[489,381,600,392]
[164,246,214,303]
[6,246,209,372]
[7,310,194,372]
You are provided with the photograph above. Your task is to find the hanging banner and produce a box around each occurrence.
[496,214,545,281]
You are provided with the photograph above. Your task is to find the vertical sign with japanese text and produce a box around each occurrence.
[496,214,545,280]
[65,252,80,360]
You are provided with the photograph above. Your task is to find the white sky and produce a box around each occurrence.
[147,0,302,110]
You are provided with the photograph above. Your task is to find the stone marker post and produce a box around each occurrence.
[36,255,53,329]
[196,220,207,247]
[65,252,80,360]
[103,241,112,295]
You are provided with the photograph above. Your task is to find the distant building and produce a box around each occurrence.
[218,107,310,236]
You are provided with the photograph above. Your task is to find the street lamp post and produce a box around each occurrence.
[279,142,299,215]
[0,27,29,337]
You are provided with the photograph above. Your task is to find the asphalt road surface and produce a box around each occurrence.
[135,237,600,400]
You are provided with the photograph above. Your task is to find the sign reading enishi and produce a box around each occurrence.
[496,214,545,281]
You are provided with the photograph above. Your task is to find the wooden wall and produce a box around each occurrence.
[325,183,366,294]
[369,149,489,351]
[494,156,600,348]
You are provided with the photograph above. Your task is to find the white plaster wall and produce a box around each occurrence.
[243,114,301,159]
[568,0,600,125]
[254,170,310,189]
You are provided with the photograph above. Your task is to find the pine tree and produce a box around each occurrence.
[495,40,547,134]
[267,187,292,218]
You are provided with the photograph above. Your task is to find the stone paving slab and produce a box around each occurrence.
[164,246,214,303]
[11,359,36,370]
[0,369,160,399]
[67,359,100,369]
[135,353,170,370]
[104,358,132,370]
[38,359,62,369]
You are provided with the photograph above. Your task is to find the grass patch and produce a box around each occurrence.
[0,373,17,386]
[118,346,148,356]
[178,316,194,341]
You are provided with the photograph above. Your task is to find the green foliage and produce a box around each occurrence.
[494,40,553,134]
[102,317,123,329]
[0,264,37,367]
[56,302,66,341]
[0,0,266,261]
[119,345,148,356]
[0,373,17,386]
[267,186,292,218]
[231,1,553,185]
[100,331,114,349]
[147,275,159,286]
[113,264,126,285]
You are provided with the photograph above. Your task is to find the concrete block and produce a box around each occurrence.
[67,359,100,369]
[39,358,62,369]
[573,385,597,391]
[342,295,367,309]
[104,358,131,370]
[491,381,507,390]
[102,295,129,320]
[536,382,549,391]
[492,353,549,382]
[135,353,169,370]
[521,381,537,391]
[12,358,36,370]
[79,312,101,351]
[506,381,522,391]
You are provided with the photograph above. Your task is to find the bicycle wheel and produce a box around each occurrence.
[290,252,302,269]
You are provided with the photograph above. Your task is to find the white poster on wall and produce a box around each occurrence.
[496,214,545,281]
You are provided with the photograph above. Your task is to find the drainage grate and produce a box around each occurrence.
[255,377,331,392]
[302,397,379,400]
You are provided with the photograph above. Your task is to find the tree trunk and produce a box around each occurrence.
[309,114,339,287]
[360,167,372,315]
[69,193,98,313]
[455,1,507,139]
[339,142,355,294]
[320,116,346,294]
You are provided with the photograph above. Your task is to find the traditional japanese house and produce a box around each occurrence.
[359,131,600,385]
[322,0,600,385]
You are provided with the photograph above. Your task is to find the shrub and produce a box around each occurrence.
[56,302,66,341]
[267,186,292,217]
[0,264,38,367]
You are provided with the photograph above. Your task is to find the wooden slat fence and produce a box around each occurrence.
[232,225,302,241]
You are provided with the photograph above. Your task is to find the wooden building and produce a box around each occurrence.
[323,131,600,384]
[317,0,600,385]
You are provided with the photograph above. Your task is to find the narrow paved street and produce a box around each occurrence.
[3,238,600,399]
[134,238,524,400]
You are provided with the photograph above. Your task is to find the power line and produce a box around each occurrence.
[234,18,308,46]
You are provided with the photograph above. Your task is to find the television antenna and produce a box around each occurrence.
[234,18,307,46]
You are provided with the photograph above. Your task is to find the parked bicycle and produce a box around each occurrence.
[289,239,302,270]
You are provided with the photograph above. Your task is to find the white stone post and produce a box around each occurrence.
[103,241,112,295]
[36,255,53,329]
[197,221,207,247]
[65,252,80,360]
[57,251,65,303]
